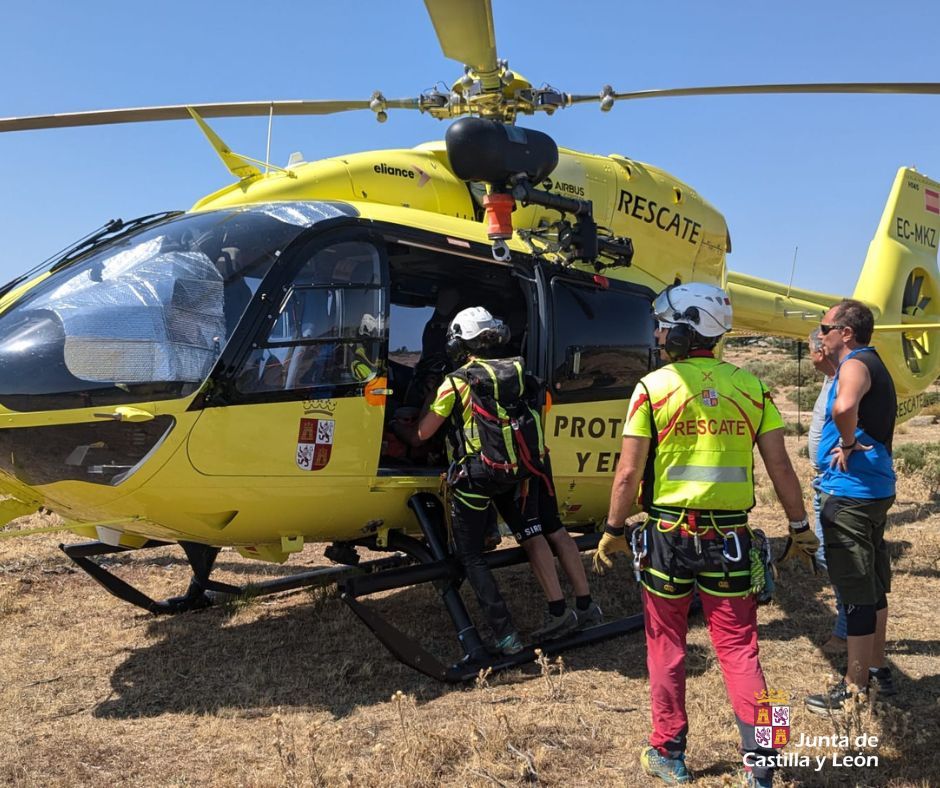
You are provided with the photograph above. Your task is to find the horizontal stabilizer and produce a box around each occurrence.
[726,271,840,338]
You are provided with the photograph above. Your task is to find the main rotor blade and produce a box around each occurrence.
[568,82,940,105]
[0,98,421,133]
[424,0,497,75]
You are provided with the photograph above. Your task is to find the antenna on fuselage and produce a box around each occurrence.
[265,103,274,174]
[786,245,798,298]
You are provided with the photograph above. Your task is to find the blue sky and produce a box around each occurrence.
[2,0,939,296]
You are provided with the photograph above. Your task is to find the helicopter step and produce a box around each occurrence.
[59,539,411,614]
[339,492,644,683]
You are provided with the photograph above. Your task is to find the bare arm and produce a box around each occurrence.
[390,410,446,448]
[417,411,446,442]
[832,357,870,445]
[830,357,872,470]
[606,436,650,526]
[756,427,806,523]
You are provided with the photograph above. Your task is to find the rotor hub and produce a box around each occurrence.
[417,63,568,123]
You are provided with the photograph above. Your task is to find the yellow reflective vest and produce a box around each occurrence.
[350,346,378,382]
[623,354,784,510]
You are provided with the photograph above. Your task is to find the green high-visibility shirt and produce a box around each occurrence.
[624,354,784,510]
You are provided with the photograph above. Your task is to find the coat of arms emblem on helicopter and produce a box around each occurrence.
[296,417,334,471]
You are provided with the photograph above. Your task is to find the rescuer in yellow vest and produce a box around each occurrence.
[594,282,818,788]
[350,313,383,382]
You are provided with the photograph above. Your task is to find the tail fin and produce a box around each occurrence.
[855,167,940,403]
[727,166,940,416]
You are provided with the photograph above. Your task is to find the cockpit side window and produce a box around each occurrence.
[235,241,387,395]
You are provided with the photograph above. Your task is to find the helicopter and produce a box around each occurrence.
[1,0,939,681]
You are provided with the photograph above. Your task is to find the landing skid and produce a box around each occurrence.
[59,539,410,614]
[60,493,645,683]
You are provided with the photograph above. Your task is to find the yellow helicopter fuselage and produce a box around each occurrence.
[194,140,730,291]
[0,142,937,562]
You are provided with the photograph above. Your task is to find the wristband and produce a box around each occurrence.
[788,518,809,533]
[604,521,626,537]
[839,438,858,450]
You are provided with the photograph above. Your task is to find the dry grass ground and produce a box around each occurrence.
[1,344,938,787]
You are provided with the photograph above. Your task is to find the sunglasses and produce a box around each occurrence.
[819,323,846,335]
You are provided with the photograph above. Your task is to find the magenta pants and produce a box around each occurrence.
[643,588,772,773]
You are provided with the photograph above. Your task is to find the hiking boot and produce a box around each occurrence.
[640,747,692,785]
[805,679,867,715]
[743,768,773,787]
[495,631,524,656]
[576,601,604,629]
[530,607,578,640]
[869,666,897,697]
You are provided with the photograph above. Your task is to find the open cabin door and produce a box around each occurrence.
[538,268,656,524]
[378,240,536,476]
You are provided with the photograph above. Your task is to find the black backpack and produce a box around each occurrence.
[446,357,553,493]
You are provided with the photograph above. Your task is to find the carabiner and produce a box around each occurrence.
[722,531,743,563]
[631,526,648,582]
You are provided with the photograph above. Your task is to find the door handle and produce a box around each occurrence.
[93,406,155,423]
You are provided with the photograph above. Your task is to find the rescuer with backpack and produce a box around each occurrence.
[413,306,600,654]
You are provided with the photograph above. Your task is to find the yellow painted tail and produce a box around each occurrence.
[854,167,940,402]
[727,166,940,411]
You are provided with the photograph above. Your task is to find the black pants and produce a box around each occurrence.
[449,458,527,640]
[517,452,564,541]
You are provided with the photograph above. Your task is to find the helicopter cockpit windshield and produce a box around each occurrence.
[0,202,354,412]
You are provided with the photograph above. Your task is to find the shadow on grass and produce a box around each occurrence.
[92,559,654,720]
[766,531,940,786]
[91,530,939,783]
[887,500,940,527]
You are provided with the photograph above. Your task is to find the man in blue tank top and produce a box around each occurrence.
[805,300,897,715]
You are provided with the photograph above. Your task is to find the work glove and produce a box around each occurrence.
[777,519,820,573]
[593,524,631,576]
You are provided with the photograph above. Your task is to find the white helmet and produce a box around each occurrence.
[652,283,733,338]
[447,306,509,350]
[359,313,384,337]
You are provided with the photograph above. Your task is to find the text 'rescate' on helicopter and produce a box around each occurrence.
[1,0,938,682]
